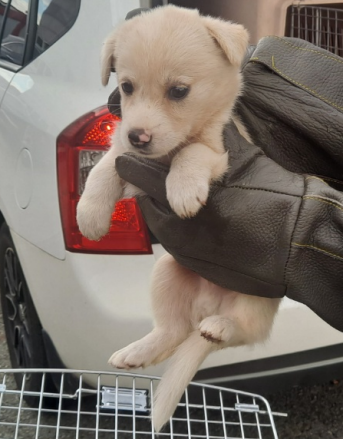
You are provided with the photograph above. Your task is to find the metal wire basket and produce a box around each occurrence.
[286,5,343,57]
[0,368,286,439]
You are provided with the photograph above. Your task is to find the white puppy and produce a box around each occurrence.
[77,5,280,432]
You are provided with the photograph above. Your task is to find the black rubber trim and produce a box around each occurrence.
[0,60,21,72]
[23,0,38,66]
[42,329,82,394]
[126,8,150,20]
[43,326,343,395]
[197,343,343,379]
[151,0,164,7]
[42,329,66,370]
[195,343,343,393]
[0,0,11,52]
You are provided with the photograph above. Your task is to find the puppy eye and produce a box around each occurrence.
[121,82,134,95]
[168,86,189,100]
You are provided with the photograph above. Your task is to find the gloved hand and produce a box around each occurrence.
[115,123,343,333]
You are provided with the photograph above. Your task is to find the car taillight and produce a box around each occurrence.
[57,106,152,254]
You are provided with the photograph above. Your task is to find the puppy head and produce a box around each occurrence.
[102,6,249,158]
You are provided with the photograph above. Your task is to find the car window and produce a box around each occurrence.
[0,0,80,67]
[0,1,8,30]
[0,0,28,65]
[34,0,80,60]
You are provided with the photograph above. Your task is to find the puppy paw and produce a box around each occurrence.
[76,197,113,241]
[199,316,234,344]
[108,342,156,370]
[166,174,210,218]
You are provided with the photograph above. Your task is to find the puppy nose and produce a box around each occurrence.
[128,129,152,148]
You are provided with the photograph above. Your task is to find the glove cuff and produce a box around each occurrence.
[170,251,286,299]
[286,176,343,331]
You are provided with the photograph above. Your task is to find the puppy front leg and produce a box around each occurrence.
[167,143,228,218]
[77,139,125,241]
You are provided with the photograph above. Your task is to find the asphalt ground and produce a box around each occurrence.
[1,309,343,439]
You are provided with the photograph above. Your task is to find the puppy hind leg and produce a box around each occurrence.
[230,294,281,345]
[109,254,198,369]
[215,293,281,347]
[108,327,180,370]
[199,315,236,344]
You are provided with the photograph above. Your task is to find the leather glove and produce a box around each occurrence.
[115,123,343,333]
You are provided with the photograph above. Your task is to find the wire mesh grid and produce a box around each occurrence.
[288,5,343,56]
[0,368,286,439]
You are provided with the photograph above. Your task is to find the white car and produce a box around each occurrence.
[0,0,343,399]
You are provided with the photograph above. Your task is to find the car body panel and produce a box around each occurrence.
[12,230,343,387]
[0,0,121,259]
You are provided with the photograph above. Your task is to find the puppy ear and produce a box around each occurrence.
[202,16,249,67]
[101,32,117,86]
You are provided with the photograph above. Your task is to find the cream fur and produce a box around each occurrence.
[77,5,281,432]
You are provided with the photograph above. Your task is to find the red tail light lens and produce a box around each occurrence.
[57,106,152,254]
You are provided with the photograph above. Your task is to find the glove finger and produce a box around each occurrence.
[115,154,170,207]
[137,196,182,249]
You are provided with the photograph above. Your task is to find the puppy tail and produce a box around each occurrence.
[152,330,215,432]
